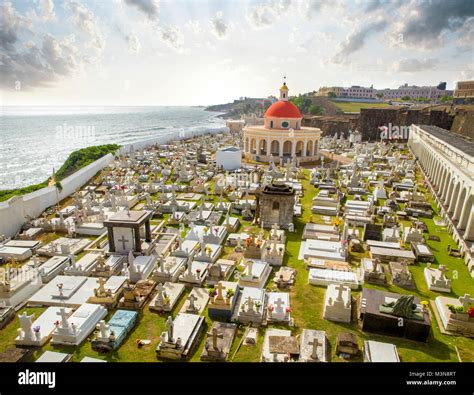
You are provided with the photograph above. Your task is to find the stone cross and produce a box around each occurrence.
[18,312,34,340]
[274,297,285,313]
[96,277,107,296]
[335,283,346,301]
[155,283,165,305]
[187,293,198,312]
[119,235,130,251]
[245,296,255,312]
[215,282,226,300]
[309,336,322,360]
[437,265,448,280]
[166,316,174,342]
[208,327,224,350]
[97,320,109,339]
[244,260,253,277]
[57,308,70,329]
[459,294,473,309]
[271,223,279,238]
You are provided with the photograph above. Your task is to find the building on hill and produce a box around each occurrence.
[243,80,321,163]
[454,80,474,104]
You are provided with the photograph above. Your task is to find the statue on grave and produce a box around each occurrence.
[380,294,422,320]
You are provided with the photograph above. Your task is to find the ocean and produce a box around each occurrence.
[0,106,225,190]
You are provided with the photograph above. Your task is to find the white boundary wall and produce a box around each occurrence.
[0,129,220,237]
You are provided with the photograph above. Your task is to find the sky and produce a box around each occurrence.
[1,0,473,106]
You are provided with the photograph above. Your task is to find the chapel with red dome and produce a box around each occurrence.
[242,79,321,163]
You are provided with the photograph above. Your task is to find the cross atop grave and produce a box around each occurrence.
[335,283,346,301]
[119,235,130,251]
[18,312,34,337]
[215,282,226,300]
[244,260,254,277]
[459,293,473,309]
[309,336,322,360]
[208,327,224,350]
[166,316,174,342]
[96,277,107,296]
[97,320,109,339]
[245,296,255,312]
[57,283,64,298]
[56,308,70,329]
[438,265,449,280]
[274,297,285,312]
[187,293,199,312]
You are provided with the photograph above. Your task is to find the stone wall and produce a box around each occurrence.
[450,109,474,138]
[302,115,358,137]
[358,107,454,141]
[0,129,218,238]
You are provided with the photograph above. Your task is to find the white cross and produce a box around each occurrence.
[274,297,285,312]
[459,293,473,308]
[335,283,346,301]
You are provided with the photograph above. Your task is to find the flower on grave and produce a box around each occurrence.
[285,307,291,313]
[208,287,216,297]
[33,326,41,333]
[468,307,474,318]
[420,301,429,309]
[268,305,274,312]
[54,320,60,327]
[226,289,234,298]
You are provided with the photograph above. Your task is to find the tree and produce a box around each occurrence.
[327,91,337,98]
[376,93,384,99]
[308,104,324,115]
[439,95,453,103]
[401,95,411,101]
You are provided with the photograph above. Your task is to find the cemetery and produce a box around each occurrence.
[0,129,472,364]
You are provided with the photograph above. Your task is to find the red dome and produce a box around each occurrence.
[265,100,302,118]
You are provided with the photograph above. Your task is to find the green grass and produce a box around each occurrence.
[1,160,473,362]
[0,144,120,202]
[330,100,391,113]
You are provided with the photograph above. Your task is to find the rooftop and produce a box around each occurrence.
[417,125,474,157]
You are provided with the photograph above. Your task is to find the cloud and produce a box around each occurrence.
[159,26,184,51]
[123,0,159,21]
[393,58,438,73]
[210,11,228,39]
[39,0,56,21]
[394,0,474,48]
[1,33,80,90]
[0,1,26,53]
[67,1,105,60]
[127,33,141,52]
[332,20,386,64]
[246,0,292,29]
[186,20,203,35]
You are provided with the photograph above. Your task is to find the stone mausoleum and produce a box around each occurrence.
[259,181,295,230]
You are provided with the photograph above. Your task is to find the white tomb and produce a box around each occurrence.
[51,303,107,346]
[308,268,360,289]
[129,254,156,283]
[179,287,210,315]
[37,256,70,283]
[63,253,100,276]
[0,267,42,309]
[179,260,210,286]
[424,265,451,293]
[233,286,266,325]
[299,329,328,362]
[238,259,272,289]
[15,307,72,346]
[323,283,351,323]
[149,282,185,313]
[152,256,187,283]
[266,292,291,323]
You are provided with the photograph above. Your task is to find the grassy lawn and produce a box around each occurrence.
[1,162,473,363]
[330,100,392,113]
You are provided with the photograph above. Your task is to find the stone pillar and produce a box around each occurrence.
[145,220,152,242]
[134,226,142,253]
[303,140,307,157]
[453,190,466,221]
[266,139,271,156]
[279,140,284,157]
[464,209,474,241]
[107,227,115,253]
[459,195,473,230]
[448,183,459,213]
